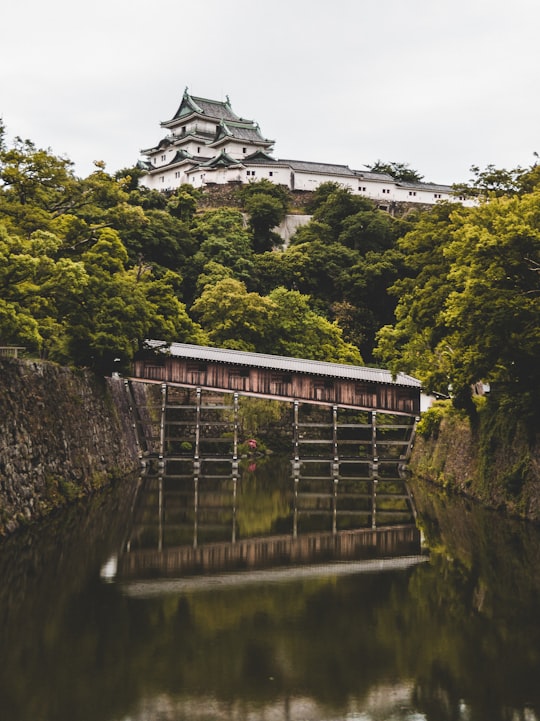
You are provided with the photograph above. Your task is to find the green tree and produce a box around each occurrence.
[166,184,201,222]
[375,193,540,419]
[452,164,525,199]
[189,207,255,301]
[312,186,375,240]
[442,192,540,404]
[239,180,289,253]
[304,181,343,214]
[0,136,80,235]
[237,178,290,210]
[267,287,363,363]
[191,277,274,352]
[341,247,404,361]
[366,160,424,182]
[280,240,358,304]
[374,202,462,394]
[60,229,205,373]
[338,208,398,253]
[115,207,195,274]
[452,159,540,200]
[244,193,286,252]
[0,224,90,357]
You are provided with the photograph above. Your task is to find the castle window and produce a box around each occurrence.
[269,171,273,177]
[382,188,390,194]
[359,186,366,192]
[408,191,417,197]
[161,154,166,162]
[197,147,200,153]
[434,193,442,199]
[242,147,247,153]
[182,126,186,135]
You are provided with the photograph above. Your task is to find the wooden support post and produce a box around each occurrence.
[332,405,339,534]
[233,392,239,461]
[159,383,167,466]
[194,387,202,462]
[332,405,338,461]
[332,471,339,536]
[371,411,378,529]
[371,410,378,472]
[293,401,299,461]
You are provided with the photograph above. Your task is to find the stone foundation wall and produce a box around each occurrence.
[0,358,141,535]
[410,411,540,522]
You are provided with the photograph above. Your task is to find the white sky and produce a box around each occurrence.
[2,0,539,185]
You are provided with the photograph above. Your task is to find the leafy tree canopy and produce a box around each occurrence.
[191,278,363,363]
[375,194,540,418]
[367,161,424,183]
[238,180,289,253]
[452,158,540,199]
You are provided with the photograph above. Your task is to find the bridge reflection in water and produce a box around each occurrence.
[113,459,422,585]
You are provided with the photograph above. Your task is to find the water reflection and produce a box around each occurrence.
[0,459,539,721]
[112,455,420,585]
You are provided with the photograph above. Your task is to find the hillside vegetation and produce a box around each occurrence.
[1,125,539,512]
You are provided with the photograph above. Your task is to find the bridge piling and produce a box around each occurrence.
[159,383,167,465]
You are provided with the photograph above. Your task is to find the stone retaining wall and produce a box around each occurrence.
[0,358,140,535]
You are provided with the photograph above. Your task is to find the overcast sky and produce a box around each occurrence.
[2,0,539,185]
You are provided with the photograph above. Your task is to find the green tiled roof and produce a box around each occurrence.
[198,151,244,169]
[168,89,241,124]
[211,120,272,145]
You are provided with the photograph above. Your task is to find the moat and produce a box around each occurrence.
[1,455,539,721]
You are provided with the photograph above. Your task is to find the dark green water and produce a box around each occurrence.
[1,457,539,721]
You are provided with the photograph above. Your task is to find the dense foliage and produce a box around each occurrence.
[1,123,539,430]
[376,185,540,422]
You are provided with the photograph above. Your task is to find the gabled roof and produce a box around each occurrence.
[196,150,245,169]
[244,150,278,164]
[209,119,274,147]
[169,149,195,165]
[144,341,421,388]
[163,88,242,127]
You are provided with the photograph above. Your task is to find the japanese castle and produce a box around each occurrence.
[139,89,461,206]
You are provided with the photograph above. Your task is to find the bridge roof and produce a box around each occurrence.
[147,342,421,388]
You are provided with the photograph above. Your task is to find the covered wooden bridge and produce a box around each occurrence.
[131,342,421,416]
[127,342,421,470]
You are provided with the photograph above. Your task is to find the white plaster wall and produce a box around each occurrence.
[292,171,355,192]
[244,165,290,185]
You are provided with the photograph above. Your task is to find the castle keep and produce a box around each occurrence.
[139,89,465,207]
